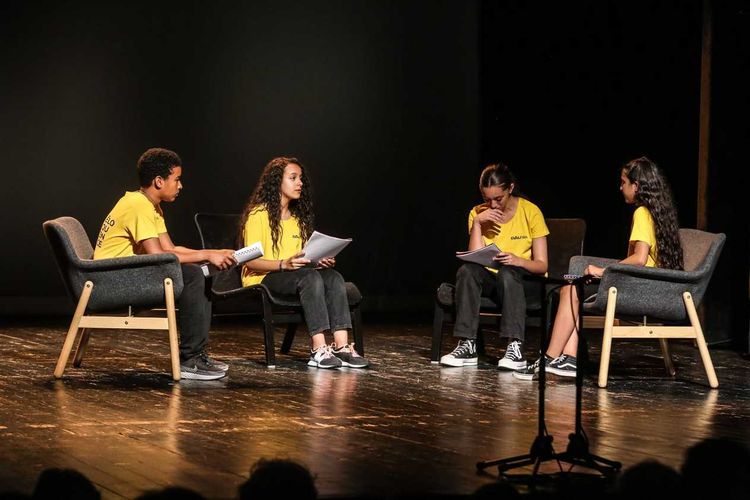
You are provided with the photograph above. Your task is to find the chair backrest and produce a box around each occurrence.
[678,228,726,306]
[43,216,95,302]
[546,218,586,277]
[194,213,244,292]
[195,213,241,250]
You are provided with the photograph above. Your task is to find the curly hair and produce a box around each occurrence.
[237,157,315,254]
[137,148,181,187]
[623,157,684,270]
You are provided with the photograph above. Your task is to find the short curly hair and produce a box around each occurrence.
[137,148,182,187]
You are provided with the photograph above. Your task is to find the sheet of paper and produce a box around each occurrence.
[302,231,352,263]
[456,243,501,269]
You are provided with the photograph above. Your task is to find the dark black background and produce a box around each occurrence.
[1,1,746,347]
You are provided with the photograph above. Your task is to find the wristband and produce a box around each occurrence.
[279,259,284,271]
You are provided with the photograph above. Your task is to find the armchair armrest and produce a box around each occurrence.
[569,256,619,276]
[72,254,184,312]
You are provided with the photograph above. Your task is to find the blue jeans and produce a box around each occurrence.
[453,263,540,341]
[261,268,352,335]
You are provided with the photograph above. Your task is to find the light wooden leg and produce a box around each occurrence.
[598,287,618,388]
[55,281,93,378]
[659,338,676,377]
[72,329,90,367]
[684,292,718,389]
[164,278,181,381]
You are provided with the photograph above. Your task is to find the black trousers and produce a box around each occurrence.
[176,264,212,360]
[261,268,352,335]
[452,263,540,341]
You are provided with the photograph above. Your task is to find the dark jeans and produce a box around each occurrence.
[177,264,212,360]
[453,263,540,341]
[261,268,352,335]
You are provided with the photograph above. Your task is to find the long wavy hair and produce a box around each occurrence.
[623,157,683,270]
[237,157,315,254]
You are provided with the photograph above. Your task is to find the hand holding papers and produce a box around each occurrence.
[302,231,352,264]
[456,243,501,269]
[201,241,264,277]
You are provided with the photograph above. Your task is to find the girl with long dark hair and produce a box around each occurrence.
[239,157,368,369]
[514,156,683,379]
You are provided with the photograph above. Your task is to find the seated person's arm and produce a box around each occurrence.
[244,252,311,272]
[492,236,548,275]
[585,241,649,277]
[139,234,235,269]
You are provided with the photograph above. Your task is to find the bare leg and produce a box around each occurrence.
[311,332,327,350]
[332,329,349,347]
[546,284,580,358]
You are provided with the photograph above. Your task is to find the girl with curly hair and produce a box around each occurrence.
[514,156,683,380]
[238,157,368,369]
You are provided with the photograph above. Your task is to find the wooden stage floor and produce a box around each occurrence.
[0,317,748,498]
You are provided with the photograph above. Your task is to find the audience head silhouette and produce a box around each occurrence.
[31,468,100,500]
[238,458,317,500]
[617,459,681,500]
[681,437,750,500]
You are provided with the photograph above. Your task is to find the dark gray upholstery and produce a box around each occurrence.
[431,218,587,361]
[194,213,365,365]
[578,228,726,321]
[43,216,184,312]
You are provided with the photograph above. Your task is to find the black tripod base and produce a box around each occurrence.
[477,433,621,478]
[477,434,556,474]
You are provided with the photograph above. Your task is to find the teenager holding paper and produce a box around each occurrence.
[440,163,549,369]
[238,157,369,369]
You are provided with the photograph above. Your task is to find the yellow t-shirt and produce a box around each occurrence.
[629,206,657,267]
[241,205,304,286]
[468,197,549,273]
[93,191,167,259]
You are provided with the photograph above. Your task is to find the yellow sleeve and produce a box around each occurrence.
[527,203,549,239]
[244,210,266,248]
[467,209,476,235]
[629,206,656,248]
[128,204,162,244]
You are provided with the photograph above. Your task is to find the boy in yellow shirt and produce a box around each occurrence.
[95,148,236,380]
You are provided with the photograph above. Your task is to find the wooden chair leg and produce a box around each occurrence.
[55,281,93,378]
[431,302,445,363]
[164,278,181,382]
[684,292,719,388]
[72,329,90,367]
[280,323,298,354]
[351,306,364,356]
[659,338,676,377]
[597,287,618,388]
[261,295,276,368]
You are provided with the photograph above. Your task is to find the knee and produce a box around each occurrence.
[321,269,345,287]
[456,263,482,283]
[297,269,324,293]
[497,268,523,289]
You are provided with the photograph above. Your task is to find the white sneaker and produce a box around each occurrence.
[498,340,527,371]
[308,345,343,369]
[440,339,478,367]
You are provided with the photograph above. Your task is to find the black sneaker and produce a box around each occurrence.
[199,352,229,372]
[308,345,343,369]
[547,354,577,377]
[497,339,526,371]
[440,339,478,367]
[332,343,370,368]
[180,354,227,381]
[512,355,554,381]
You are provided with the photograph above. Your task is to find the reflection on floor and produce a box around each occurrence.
[0,317,747,498]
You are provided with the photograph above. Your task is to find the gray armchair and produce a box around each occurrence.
[43,216,184,380]
[572,228,726,388]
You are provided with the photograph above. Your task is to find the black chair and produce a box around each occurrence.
[431,218,586,362]
[43,216,184,380]
[194,213,364,368]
